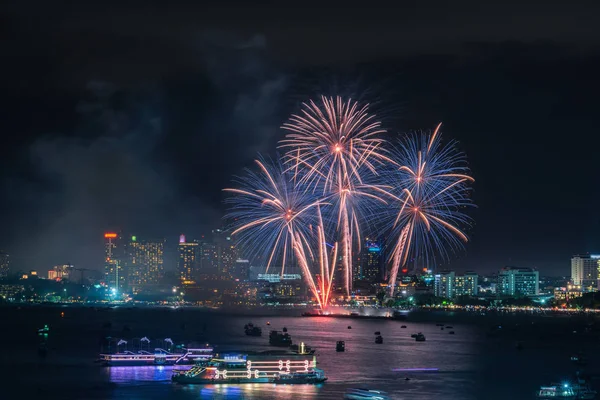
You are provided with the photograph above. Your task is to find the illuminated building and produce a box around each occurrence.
[571,254,600,290]
[554,284,584,302]
[0,251,9,278]
[434,271,455,298]
[231,259,250,281]
[178,234,198,282]
[454,272,479,297]
[497,267,539,297]
[47,264,73,281]
[361,239,384,282]
[199,242,218,270]
[104,232,126,293]
[128,236,165,292]
[212,228,238,276]
[0,284,23,300]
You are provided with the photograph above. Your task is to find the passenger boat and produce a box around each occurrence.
[172,351,321,385]
[98,346,213,366]
[344,388,391,399]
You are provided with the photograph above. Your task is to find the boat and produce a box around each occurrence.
[244,323,262,337]
[336,341,345,352]
[410,333,418,338]
[375,335,383,344]
[415,333,426,342]
[537,384,577,399]
[98,346,213,366]
[37,325,50,334]
[273,368,327,384]
[289,343,315,355]
[400,325,407,328]
[374,331,381,335]
[269,330,293,347]
[448,331,455,335]
[446,326,453,329]
[172,351,320,384]
[344,388,391,399]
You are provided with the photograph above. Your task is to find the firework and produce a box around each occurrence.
[387,123,474,295]
[279,96,391,295]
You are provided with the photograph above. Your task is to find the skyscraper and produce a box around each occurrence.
[361,239,384,282]
[212,228,237,275]
[571,254,600,289]
[104,232,125,293]
[0,251,9,278]
[434,271,455,298]
[178,234,198,283]
[199,242,218,270]
[127,236,165,292]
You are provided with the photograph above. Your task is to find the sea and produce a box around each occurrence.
[0,305,598,399]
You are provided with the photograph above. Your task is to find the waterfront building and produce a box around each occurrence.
[104,232,126,293]
[0,251,9,278]
[0,284,23,300]
[455,271,479,297]
[128,236,165,292]
[178,234,198,283]
[497,267,539,297]
[553,284,584,303]
[571,254,600,290]
[434,271,455,298]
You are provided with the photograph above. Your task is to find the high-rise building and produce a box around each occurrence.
[212,228,237,275]
[199,242,218,270]
[434,271,455,298]
[104,232,126,293]
[127,236,165,292]
[497,267,539,297]
[231,259,250,281]
[361,239,384,282]
[571,254,600,289]
[0,251,9,278]
[178,234,198,283]
[454,272,479,297]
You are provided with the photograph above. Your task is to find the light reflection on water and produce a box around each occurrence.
[107,366,173,383]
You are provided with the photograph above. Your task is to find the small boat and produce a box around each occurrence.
[375,335,383,344]
[448,331,455,335]
[273,368,327,384]
[537,384,577,399]
[441,327,444,330]
[290,343,315,355]
[348,326,352,329]
[245,323,262,337]
[410,333,418,338]
[415,333,426,342]
[344,388,391,400]
[446,326,453,329]
[400,325,407,328]
[336,341,345,352]
[282,327,288,333]
[269,330,292,347]
[374,331,381,335]
[37,325,50,334]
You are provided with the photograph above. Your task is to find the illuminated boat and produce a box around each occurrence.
[98,347,213,366]
[537,384,577,399]
[172,351,320,385]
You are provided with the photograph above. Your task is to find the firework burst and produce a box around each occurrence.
[387,123,474,295]
[279,96,391,295]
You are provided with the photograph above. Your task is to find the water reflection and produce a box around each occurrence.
[194,383,321,399]
[107,366,173,383]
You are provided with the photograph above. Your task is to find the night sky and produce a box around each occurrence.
[1,1,599,275]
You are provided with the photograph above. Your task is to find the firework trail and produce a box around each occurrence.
[279,96,391,295]
[387,123,474,295]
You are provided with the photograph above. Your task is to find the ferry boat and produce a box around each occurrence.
[172,351,321,385]
[98,347,213,366]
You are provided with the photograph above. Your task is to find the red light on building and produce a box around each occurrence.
[104,233,117,239]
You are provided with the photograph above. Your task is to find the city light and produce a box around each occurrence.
[104,233,118,239]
